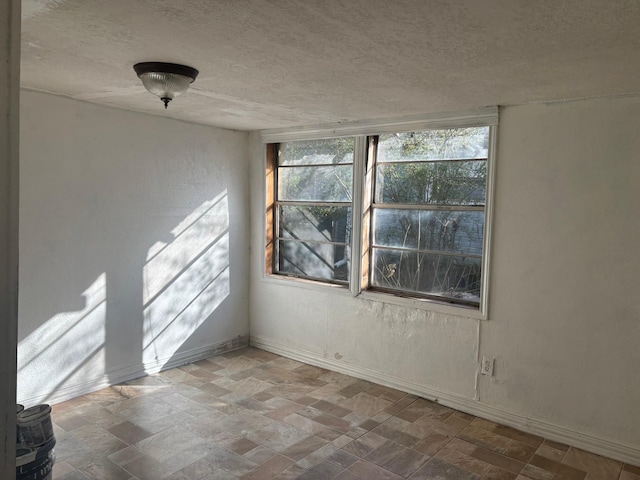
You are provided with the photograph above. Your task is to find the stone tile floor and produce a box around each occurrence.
[49,347,640,480]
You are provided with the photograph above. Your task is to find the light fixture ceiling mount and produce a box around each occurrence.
[134,62,199,109]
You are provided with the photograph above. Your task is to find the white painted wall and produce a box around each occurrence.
[481,97,640,447]
[248,95,640,462]
[1,1,20,477]
[18,91,250,405]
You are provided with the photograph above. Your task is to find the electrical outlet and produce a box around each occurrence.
[481,356,494,376]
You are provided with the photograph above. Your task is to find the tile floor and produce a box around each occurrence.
[48,347,639,480]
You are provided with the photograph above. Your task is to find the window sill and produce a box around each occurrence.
[356,290,487,320]
[262,273,487,320]
[262,273,353,296]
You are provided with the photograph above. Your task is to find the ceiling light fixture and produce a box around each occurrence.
[133,62,199,109]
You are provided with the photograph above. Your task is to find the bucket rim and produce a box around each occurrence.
[17,404,51,422]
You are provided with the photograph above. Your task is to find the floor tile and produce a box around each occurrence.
[52,461,75,479]
[372,423,419,447]
[381,446,429,477]
[79,457,131,480]
[348,459,403,479]
[529,454,586,480]
[621,471,640,480]
[296,460,343,480]
[246,422,311,452]
[47,348,635,480]
[518,463,554,480]
[364,440,406,467]
[535,442,566,462]
[162,441,219,472]
[296,443,338,469]
[339,380,376,398]
[283,412,328,435]
[334,470,361,480]
[244,445,278,464]
[197,448,258,476]
[266,402,305,421]
[229,437,260,455]
[562,447,622,480]
[273,464,308,479]
[242,454,294,479]
[482,465,518,480]
[122,453,178,480]
[342,431,387,457]
[341,392,392,417]
[413,434,451,458]
[436,445,492,476]
[56,471,90,480]
[410,457,481,480]
[624,464,640,476]
[327,449,360,469]
[503,440,537,463]
[135,424,205,461]
[282,435,328,461]
[471,446,525,475]
[54,411,92,432]
[107,445,145,466]
[311,399,352,418]
[107,420,154,444]
[460,424,512,453]
[494,426,543,448]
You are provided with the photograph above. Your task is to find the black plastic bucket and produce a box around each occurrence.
[17,404,54,448]
[16,404,24,444]
[16,437,56,480]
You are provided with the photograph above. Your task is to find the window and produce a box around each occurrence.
[369,128,489,307]
[264,110,496,314]
[267,138,354,284]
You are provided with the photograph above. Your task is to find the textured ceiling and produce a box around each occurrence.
[20,0,640,131]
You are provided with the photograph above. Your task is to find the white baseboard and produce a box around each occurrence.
[250,335,640,466]
[19,335,249,406]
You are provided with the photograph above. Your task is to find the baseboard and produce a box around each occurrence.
[19,335,249,406]
[142,335,249,376]
[250,335,640,466]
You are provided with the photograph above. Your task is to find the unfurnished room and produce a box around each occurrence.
[1,1,639,479]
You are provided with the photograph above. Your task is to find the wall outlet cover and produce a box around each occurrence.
[481,356,494,376]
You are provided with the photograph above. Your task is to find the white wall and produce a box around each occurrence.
[482,96,640,450]
[248,95,640,463]
[1,1,20,477]
[18,91,250,405]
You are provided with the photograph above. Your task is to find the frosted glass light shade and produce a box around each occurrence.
[134,62,199,108]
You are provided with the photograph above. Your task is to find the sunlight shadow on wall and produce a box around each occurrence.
[17,273,106,403]
[142,191,230,371]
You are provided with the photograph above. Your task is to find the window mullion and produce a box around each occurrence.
[372,204,485,212]
[275,200,351,208]
[265,143,277,274]
[361,136,377,292]
[370,244,483,260]
[350,136,367,296]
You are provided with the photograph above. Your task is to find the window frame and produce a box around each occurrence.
[262,108,498,319]
[268,140,355,286]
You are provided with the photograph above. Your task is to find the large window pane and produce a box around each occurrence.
[373,209,484,256]
[371,248,481,303]
[278,165,353,202]
[375,160,486,205]
[279,205,352,244]
[279,138,354,166]
[378,127,489,162]
[278,239,350,282]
